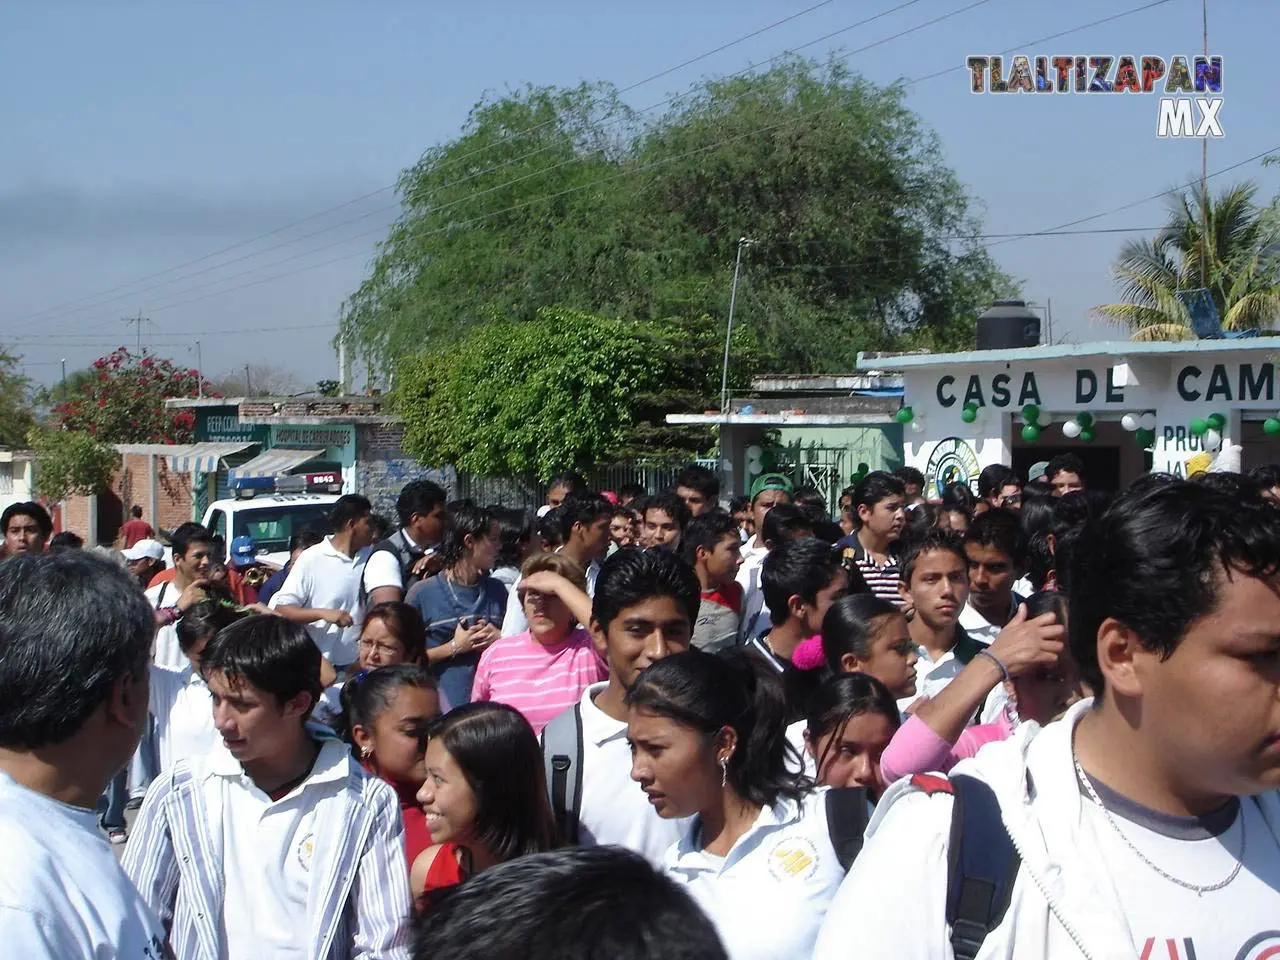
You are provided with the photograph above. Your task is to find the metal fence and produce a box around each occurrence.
[455,459,720,512]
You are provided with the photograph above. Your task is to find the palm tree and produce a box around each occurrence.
[1094,182,1280,341]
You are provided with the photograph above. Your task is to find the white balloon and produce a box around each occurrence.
[1204,428,1222,452]
[1037,411,1052,426]
[720,459,733,472]
[1139,412,1156,431]
[1062,420,1082,439]
[910,420,924,433]
[1120,414,1140,432]
[747,458,763,475]
[746,445,763,460]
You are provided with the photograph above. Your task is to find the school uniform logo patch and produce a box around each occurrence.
[296,833,315,872]
[768,837,820,881]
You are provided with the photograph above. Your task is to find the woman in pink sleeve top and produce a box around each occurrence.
[880,592,1079,784]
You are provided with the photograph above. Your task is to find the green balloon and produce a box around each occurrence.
[1264,418,1280,437]
[1135,428,1155,447]
[961,408,977,424]
[895,407,914,424]
[963,401,978,413]
[857,462,869,475]
[1207,412,1226,431]
[1188,418,1208,437]
[1079,427,1096,443]
[1021,403,1040,423]
[1021,423,1041,443]
[1076,412,1094,428]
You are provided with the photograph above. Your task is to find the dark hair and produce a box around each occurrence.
[537,509,565,550]
[852,472,906,528]
[821,594,903,674]
[200,615,323,719]
[1019,495,1056,541]
[760,502,814,547]
[761,537,843,626]
[1192,470,1262,499]
[169,521,214,560]
[130,504,143,518]
[1023,478,1054,499]
[805,673,901,773]
[728,495,750,515]
[899,527,966,584]
[1248,464,1280,490]
[362,601,427,663]
[368,514,393,542]
[899,503,938,546]
[329,494,373,534]
[557,493,613,543]
[337,663,438,751]
[792,486,827,510]
[1023,590,1068,624]
[977,464,1017,500]
[1046,453,1086,485]
[964,507,1028,566]
[639,492,691,532]
[410,846,728,960]
[618,482,647,502]
[397,479,447,528]
[176,600,247,655]
[491,507,534,569]
[1,501,52,539]
[804,509,846,545]
[441,500,495,567]
[1050,490,1110,594]
[1068,480,1280,694]
[680,511,740,567]
[548,472,588,496]
[592,546,700,634]
[48,531,83,551]
[423,702,558,859]
[893,466,926,491]
[289,527,325,554]
[627,650,806,808]
[675,465,720,501]
[0,552,154,748]
[940,482,976,511]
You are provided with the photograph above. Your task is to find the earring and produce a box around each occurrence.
[719,755,728,788]
[360,745,372,760]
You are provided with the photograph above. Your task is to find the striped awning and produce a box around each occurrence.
[227,448,325,481]
[165,442,256,474]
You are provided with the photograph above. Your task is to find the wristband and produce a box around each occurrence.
[976,648,1010,683]
[450,639,460,658]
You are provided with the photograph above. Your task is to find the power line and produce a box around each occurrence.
[13,0,846,329]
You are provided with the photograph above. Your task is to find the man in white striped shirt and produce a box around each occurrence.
[837,471,906,606]
[123,616,411,960]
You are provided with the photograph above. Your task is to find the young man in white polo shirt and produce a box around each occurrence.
[271,494,377,669]
[124,615,412,959]
[0,551,165,957]
[541,547,700,866]
[362,479,447,605]
[817,478,1280,959]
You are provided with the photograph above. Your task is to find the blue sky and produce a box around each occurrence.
[2,0,1276,388]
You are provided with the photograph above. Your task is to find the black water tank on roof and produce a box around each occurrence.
[976,300,1041,350]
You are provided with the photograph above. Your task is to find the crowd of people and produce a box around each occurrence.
[2,453,1280,959]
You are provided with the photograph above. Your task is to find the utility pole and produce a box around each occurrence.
[719,237,754,415]
[195,341,203,398]
[244,364,251,396]
[123,311,150,352]
[338,335,350,394]
[1200,0,1209,288]
[60,358,66,393]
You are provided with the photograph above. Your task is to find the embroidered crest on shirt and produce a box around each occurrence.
[296,832,315,871]
[768,837,820,881]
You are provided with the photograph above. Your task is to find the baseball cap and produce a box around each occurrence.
[749,473,794,502]
[229,535,257,567]
[121,538,164,562]
[1027,461,1050,482]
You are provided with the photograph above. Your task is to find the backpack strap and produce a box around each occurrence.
[359,532,417,603]
[824,787,870,872]
[542,702,585,844]
[946,774,1021,960]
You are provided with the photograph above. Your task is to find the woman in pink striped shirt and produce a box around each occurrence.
[470,552,605,735]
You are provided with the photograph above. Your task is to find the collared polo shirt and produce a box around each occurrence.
[269,537,368,666]
[149,664,216,774]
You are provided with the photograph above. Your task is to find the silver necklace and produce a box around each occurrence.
[1072,745,1244,896]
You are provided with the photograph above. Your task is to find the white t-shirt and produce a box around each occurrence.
[665,790,846,960]
[146,581,187,670]
[269,537,368,665]
[149,664,217,773]
[0,771,166,958]
[575,682,687,866]
[361,528,429,597]
[736,538,770,640]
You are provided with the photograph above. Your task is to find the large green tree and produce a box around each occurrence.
[1095,182,1280,341]
[394,307,757,478]
[342,56,1013,375]
[0,348,35,448]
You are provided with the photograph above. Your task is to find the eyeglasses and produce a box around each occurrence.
[358,639,403,656]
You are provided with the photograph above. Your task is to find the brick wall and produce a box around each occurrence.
[59,452,193,545]
[354,423,455,518]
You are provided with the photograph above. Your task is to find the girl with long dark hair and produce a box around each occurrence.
[803,674,901,800]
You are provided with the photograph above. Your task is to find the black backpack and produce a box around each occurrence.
[359,530,424,602]
[541,702,869,871]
